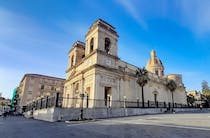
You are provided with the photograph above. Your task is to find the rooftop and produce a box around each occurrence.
[20,73,65,83]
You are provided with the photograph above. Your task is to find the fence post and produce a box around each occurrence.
[55,93,60,107]
[137,98,139,108]
[168,102,171,111]
[40,99,43,109]
[35,101,37,110]
[164,102,166,108]
[33,101,35,111]
[148,100,150,108]
[46,96,48,108]
[86,94,89,108]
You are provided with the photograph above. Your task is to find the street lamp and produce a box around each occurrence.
[86,93,89,108]
[137,97,139,107]
[107,94,111,108]
[80,93,85,120]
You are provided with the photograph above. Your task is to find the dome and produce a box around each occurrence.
[146,50,164,77]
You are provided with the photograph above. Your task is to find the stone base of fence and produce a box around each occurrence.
[24,107,210,122]
[24,111,33,119]
[24,107,167,122]
[173,108,210,113]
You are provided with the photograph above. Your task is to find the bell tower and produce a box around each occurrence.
[85,19,119,57]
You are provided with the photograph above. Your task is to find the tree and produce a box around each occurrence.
[201,80,210,108]
[202,80,210,95]
[136,67,149,108]
[166,80,177,108]
[187,94,195,106]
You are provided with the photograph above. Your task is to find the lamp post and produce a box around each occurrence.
[80,93,85,120]
[86,94,89,108]
[107,94,111,108]
[123,96,126,108]
[137,97,139,108]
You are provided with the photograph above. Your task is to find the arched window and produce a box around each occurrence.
[105,37,111,54]
[161,70,164,76]
[90,38,94,53]
[41,85,44,90]
[155,70,158,76]
[71,55,74,67]
[155,59,158,64]
[75,83,79,93]
[154,93,157,103]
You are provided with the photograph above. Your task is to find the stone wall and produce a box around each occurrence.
[23,110,33,119]
[26,107,167,122]
[174,108,210,113]
[25,107,210,122]
[33,108,55,122]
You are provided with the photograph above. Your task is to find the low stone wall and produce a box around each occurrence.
[26,107,167,122]
[24,107,210,122]
[33,108,55,122]
[84,108,166,119]
[174,108,210,113]
[23,111,33,118]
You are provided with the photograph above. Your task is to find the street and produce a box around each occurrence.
[1,113,210,138]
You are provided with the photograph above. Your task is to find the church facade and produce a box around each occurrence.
[62,19,187,108]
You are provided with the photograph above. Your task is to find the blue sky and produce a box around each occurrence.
[1,0,210,98]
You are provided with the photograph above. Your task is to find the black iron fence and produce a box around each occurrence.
[24,93,202,112]
[25,94,60,112]
[62,97,190,108]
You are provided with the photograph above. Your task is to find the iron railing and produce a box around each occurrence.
[24,93,201,112]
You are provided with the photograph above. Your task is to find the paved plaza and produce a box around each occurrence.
[1,113,210,138]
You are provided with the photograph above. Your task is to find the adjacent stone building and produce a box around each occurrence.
[187,90,203,105]
[187,90,201,100]
[0,96,11,114]
[62,19,187,108]
[18,74,65,109]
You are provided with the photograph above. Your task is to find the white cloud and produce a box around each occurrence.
[0,7,67,47]
[0,8,72,66]
[0,8,68,98]
[115,0,148,29]
[174,0,210,37]
[116,0,210,37]
[0,7,92,98]
[56,19,89,41]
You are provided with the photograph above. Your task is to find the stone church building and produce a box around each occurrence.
[63,19,187,108]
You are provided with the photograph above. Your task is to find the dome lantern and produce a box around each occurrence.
[146,50,164,77]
